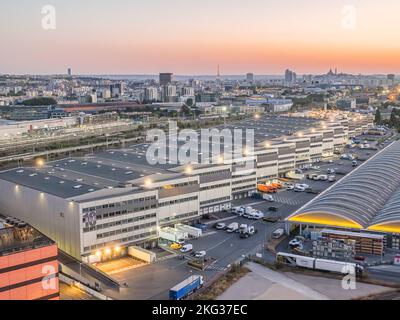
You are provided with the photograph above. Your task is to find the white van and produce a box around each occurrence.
[252,211,264,220]
[180,244,193,253]
[227,222,239,233]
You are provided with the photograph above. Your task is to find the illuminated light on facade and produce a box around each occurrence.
[367,222,400,233]
[185,166,193,174]
[35,158,45,167]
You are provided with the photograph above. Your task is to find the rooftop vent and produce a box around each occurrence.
[118,182,133,188]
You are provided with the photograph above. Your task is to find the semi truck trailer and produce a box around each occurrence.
[276,252,363,275]
[169,275,204,300]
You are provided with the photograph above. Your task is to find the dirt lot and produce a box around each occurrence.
[195,265,250,300]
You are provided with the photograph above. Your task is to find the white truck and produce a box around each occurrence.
[240,226,257,238]
[315,259,361,274]
[227,222,239,233]
[243,206,255,218]
[276,252,363,275]
[159,227,188,244]
[175,224,202,238]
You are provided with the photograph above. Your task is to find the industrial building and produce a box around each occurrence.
[0,114,373,262]
[287,141,400,253]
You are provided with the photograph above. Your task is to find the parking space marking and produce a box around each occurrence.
[272,193,303,206]
[204,265,228,272]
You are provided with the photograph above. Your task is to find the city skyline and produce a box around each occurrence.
[1,0,400,75]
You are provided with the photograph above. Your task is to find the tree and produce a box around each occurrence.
[22,97,57,106]
[374,108,382,124]
[389,109,398,128]
[181,105,193,116]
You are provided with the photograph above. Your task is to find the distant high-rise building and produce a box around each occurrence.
[162,85,177,102]
[89,92,97,103]
[181,87,195,96]
[387,74,395,86]
[102,88,111,99]
[67,68,72,76]
[159,73,173,85]
[246,73,254,83]
[285,69,297,84]
[144,87,159,102]
[303,74,313,83]
[110,83,124,98]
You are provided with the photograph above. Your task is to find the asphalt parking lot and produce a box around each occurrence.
[102,136,385,300]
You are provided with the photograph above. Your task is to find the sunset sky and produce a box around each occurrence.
[1,0,399,75]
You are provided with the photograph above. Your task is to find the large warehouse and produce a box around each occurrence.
[287,141,400,235]
[0,114,373,262]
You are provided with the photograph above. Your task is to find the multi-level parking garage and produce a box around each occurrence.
[0,114,373,262]
[287,141,400,235]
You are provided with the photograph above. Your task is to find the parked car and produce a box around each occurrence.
[231,207,240,214]
[307,173,318,180]
[251,211,264,220]
[171,243,183,250]
[272,228,284,239]
[232,206,245,216]
[264,195,274,202]
[194,251,207,259]
[216,223,226,230]
[328,175,336,182]
[294,186,306,192]
[289,239,303,249]
[295,183,310,189]
[180,244,193,253]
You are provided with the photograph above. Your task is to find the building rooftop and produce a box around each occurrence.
[0,115,324,200]
[287,141,400,233]
[0,216,55,256]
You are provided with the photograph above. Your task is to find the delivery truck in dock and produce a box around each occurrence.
[159,227,188,244]
[175,223,203,238]
[169,275,204,300]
